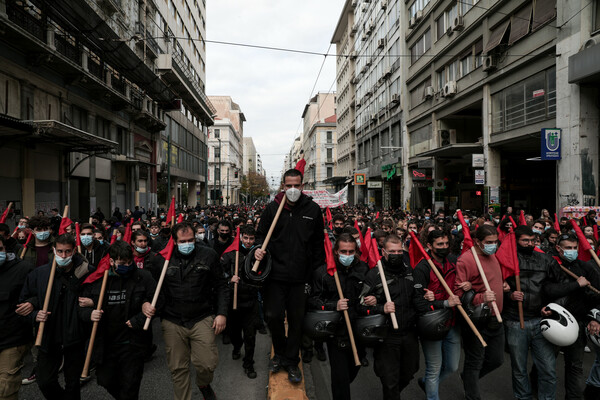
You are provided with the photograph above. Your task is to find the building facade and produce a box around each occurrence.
[0,0,214,220]
[207,96,245,205]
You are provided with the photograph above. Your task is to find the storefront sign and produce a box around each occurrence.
[472,154,484,168]
[474,169,485,185]
[354,173,366,185]
[367,181,383,189]
[412,169,428,180]
[541,128,561,160]
[303,186,348,208]
[381,163,402,180]
[418,158,434,168]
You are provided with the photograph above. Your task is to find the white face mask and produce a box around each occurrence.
[195,233,205,241]
[285,187,301,203]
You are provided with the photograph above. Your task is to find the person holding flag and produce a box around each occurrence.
[79,223,108,272]
[157,222,228,400]
[308,232,367,400]
[18,234,90,400]
[357,234,419,400]
[22,216,54,268]
[78,241,157,400]
[221,225,260,379]
[412,229,465,400]
[498,225,564,400]
[454,225,504,400]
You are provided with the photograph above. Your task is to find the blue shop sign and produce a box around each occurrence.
[541,128,561,160]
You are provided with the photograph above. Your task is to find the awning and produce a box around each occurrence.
[509,3,532,45]
[569,41,600,84]
[417,143,482,158]
[0,114,34,139]
[484,19,510,53]
[344,177,353,184]
[30,120,118,152]
[532,0,556,31]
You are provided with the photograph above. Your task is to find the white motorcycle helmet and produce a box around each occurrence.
[586,308,600,348]
[540,303,579,347]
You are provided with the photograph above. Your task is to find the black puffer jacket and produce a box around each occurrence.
[82,239,108,272]
[221,245,258,309]
[256,193,325,283]
[0,257,34,351]
[503,250,563,321]
[157,244,229,328]
[357,258,417,334]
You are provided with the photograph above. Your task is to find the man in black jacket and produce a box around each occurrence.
[0,236,34,399]
[359,234,420,400]
[310,233,368,400]
[255,168,325,383]
[211,220,233,257]
[157,222,228,400]
[79,241,156,400]
[80,223,108,272]
[19,234,90,400]
[222,225,260,379]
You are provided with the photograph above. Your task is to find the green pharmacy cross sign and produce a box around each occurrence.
[381,163,402,180]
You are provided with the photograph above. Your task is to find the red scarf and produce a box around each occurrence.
[428,258,457,301]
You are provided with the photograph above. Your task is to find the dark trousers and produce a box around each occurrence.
[96,344,145,400]
[326,339,361,400]
[561,324,587,399]
[229,302,259,367]
[263,281,306,366]
[462,321,505,400]
[37,342,85,400]
[373,331,420,400]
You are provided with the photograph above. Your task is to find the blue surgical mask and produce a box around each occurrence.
[18,224,26,229]
[115,263,134,275]
[482,244,498,255]
[98,239,104,245]
[80,235,93,247]
[0,251,6,266]
[532,229,543,235]
[545,226,551,231]
[36,231,50,241]
[464,219,470,224]
[356,239,361,249]
[339,254,354,267]
[241,243,254,250]
[178,242,195,255]
[150,233,159,238]
[54,252,72,267]
[135,246,148,254]
[424,216,430,220]
[562,249,578,263]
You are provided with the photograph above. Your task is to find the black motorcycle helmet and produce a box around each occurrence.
[355,314,389,346]
[461,289,491,323]
[417,308,453,341]
[302,310,343,340]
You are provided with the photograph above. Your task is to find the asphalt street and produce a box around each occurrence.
[17,321,599,399]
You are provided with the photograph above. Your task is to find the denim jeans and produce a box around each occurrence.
[587,347,600,388]
[505,318,557,400]
[421,326,461,400]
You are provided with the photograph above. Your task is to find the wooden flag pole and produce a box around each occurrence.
[559,265,600,294]
[144,257,171,330]
[252,195,286,273]
[589,249,600,271]
[470,247,502,323]
[81,269,109,378]
[233,250,240,310]
[20,233,31,259]
[333,270,361,366]
[375,259,399,330]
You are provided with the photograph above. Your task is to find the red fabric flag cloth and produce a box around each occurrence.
[408,231,431,263]
[295,158,306,176]
[571,219,593,261]
[23,232,33,247]
[223,227,240,255]
[582,217,588,226]
[376,212,380,220]
[509,216,518,229]
[159,237,175,260]
[326,207,333,229]
[166,196,176,223]
[123,223,132,244]
[518,210,527,226]
[75,223,81,247]
[354,220,365,248]
[83,253,111,284]
[594,225,599,241]
[58,217,73,235]
[496,232,520,280]
[110,232,118,245]
[324,232,337,276]
[408,236,424,268]
[0,206,10,223]
[177,213,184,224]
[457,210,473,254]
[554,213,561,232]
[360,228,372,263]
[368,238,382,269]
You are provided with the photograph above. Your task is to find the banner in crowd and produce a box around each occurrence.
[304,185,348,208]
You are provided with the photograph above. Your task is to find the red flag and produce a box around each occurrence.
[457,210,473,253]
[295,158,306,176]
[496,232,520,280]
[23,232,33,247]
[83,253,111,284]
[324,231,337,276]
[408,236,424,268]
[509,216,518,229]
[11,226,18,238]
[0,205,10,223]
[354,220,365,249]
[554,213,561,232]
[326,207,333,230]
[571,219,592,261]
[123,223,132,244]
[376,212,380,220]
[223,226,240,254]
[360,227,372,263]
[368,238,381,269]
[75,223,81,248]
[58,216,73,235]
[159,237,175,260]
[518,210,527,226]
[583,217,588,226]
[166,196,176,224]
[594,225,599,241]
[177,213,184,223]
[408,231,431,262]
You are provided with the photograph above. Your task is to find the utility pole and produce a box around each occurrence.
[218,138,222,205]
[226,166,230,206]
[167,128,171,205]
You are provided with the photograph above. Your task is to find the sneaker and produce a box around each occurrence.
[21,373,36,385]
[301,349,313,363]
[268,356,282,373]
[199,384,217,400]
[286,365,302,384]
[232,349,241,360]
[315,347,326,362]
[244,366,257,379]
[417,377,426,393]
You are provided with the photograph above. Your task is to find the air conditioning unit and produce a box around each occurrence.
[483,55,497,72]
[369,20,376,31]
[351,0,358,8]
[438,129,457,146]
[350,51,357,60]
[409,16,417,29]
[416,10,423,21]
[446,26,453,36]
[365,58,372,67]
[383,67,392,79]
[377,38,386,48]
[381,0,388,10]
[391,93,400,103]
[365,89,373,97]
[444,81,457,97]
[424,86,434,99]
[434,179,445,190]
[453,15,464,31]
[371,113,377,121]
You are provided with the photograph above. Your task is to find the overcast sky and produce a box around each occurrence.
[206,0,346,186]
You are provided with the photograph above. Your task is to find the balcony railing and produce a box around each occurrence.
[7,2,45,41]
[55,35,80,64]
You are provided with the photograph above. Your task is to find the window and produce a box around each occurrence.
[326,148,333,161]
[436,16,445,41]
[460,0,479,14]
[213,128,220,138]
[410,78,432,109]
[410,29,431,64]
[409,0,430,18]
[327,167,333,178]
[326,131,332,143]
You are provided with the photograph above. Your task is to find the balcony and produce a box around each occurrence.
[6,2,45,41]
